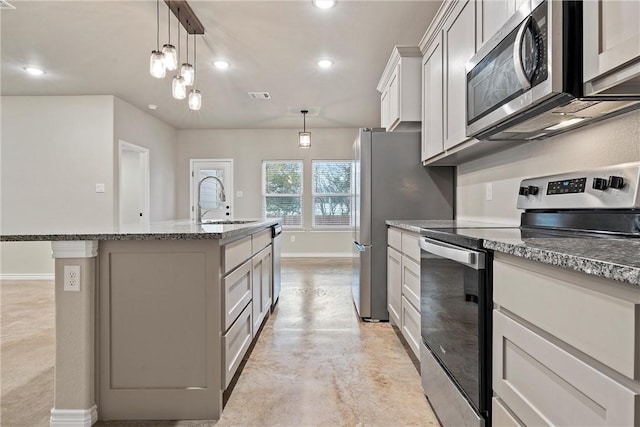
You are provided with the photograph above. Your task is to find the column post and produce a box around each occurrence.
[50,240,99,427]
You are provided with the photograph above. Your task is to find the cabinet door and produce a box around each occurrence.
[388,66,400,129]
[387,246,402,327]
[261,246,272,314]
[494,310,639,426]
[583,0,640,89]
[401,296,421,360]
[476,0,515,49]
[380,89,390,129]
[444,0,476,150]
[422,34,444,160]
[251,251,264,336]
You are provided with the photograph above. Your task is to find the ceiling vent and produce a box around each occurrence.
[248,92,271,100]
[0,0,16,9]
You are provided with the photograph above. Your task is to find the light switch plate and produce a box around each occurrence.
[485,183,493,201]
[236,191,243,198]
[95,183,105,193]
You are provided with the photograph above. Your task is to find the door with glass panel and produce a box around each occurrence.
[190,159,233,221]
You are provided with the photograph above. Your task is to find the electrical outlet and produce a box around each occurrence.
[290,235,296,242]
[485,183,493,201]
[64,265,81,292]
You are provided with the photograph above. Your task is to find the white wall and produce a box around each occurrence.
[114,97,177,221]
[1,95,178,277]
[176,128,358,256]
[1,96,115,277]
[456,110,640,224]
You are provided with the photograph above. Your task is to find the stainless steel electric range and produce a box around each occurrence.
[418,162,640,427]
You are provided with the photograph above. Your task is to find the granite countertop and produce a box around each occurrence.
[0,218,280,242]
[387,220,640,287]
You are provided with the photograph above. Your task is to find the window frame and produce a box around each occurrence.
[261,160,304,230]
[311,159,355,230]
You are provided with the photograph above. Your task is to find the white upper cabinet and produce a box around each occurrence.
[476,0,527,49]
[583,0,640,96]
[443,0,476,150]
[377,46,422,132]
[421,34,444,161]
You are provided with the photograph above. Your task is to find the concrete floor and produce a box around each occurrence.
[1,258,439,426]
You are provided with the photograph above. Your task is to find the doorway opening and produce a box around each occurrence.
[118,141,150,226]
[190,159,234,221]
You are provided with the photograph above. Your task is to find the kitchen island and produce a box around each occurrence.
[1,219,280,426]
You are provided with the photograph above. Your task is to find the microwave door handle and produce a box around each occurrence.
[513,17,533,89]
[419,238,485,270]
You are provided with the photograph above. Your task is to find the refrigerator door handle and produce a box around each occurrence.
[353,241,367,252]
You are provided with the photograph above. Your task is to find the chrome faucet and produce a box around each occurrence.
[197,175,227,223]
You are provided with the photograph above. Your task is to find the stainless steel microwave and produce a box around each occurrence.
[465,0,640,142]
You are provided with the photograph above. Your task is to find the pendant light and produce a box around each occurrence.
[172,10,187,99]
[188,34,202,111]
[299,110,311,148]
[149,0,165,78]
[181,30,195,86]
[162,5,178,71]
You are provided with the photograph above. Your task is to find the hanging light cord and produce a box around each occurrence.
[193,34,197,83]
[177,8,181,62]
[167,4,171,43]
[156,0,160,50]
[186,25,190,64]
[303,111,307,132]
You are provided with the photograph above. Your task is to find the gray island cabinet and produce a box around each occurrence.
[1,219,280,426]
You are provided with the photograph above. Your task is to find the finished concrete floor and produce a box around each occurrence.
[1,258,439,426]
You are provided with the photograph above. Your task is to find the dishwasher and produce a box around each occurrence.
[271,224,282,309]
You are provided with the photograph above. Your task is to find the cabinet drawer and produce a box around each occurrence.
[494,255,640,380]
[222,303,252,390]
[401,254,420,310]
[221,259,252,332]
[387,247,402,328]
[401,232,420,262]
[492,397,523,427]
[494,310,639,427]
[388,227,402,251]
[401,296,421,361]
[222,236,252,274]
[251,229,271,255]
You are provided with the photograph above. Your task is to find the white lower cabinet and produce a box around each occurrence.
[221,259,252,331]
[493,253,640,426]
[222,303,252,389]
[387,226,422,361]
[494,310,639,426]
[401,296,421,359]
[251,245,272,337]
[387,246,402,327]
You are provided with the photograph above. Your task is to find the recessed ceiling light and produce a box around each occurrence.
[147,104,158,110]
[23,66,45,76]
[312,0,336,9]
[214,60,230,70]
[317,59,333,69]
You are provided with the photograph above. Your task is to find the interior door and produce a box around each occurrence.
[119,141,149,226]
[191,160,233,221]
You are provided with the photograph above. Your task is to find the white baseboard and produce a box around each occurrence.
[282,252,356,258]
[50,405,98,426]
[0,273,55,281]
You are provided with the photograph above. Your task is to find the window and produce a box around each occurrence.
[312,160,355,229]
[262,161,303,228]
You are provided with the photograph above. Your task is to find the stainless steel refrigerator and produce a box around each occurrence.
[352,128,454,321]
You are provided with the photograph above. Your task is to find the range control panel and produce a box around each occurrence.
[517,162,640,210]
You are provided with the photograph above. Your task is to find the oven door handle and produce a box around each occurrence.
[419,238,485,270]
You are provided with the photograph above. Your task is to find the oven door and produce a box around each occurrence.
[419,237,491,421]
[466,0,550,138]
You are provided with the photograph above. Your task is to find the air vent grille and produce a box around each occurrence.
[0,0,16,9]
[248,92,271,100]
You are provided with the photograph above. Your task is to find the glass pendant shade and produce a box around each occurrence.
[181,63,195,86]
[299,132,311,148]
[188,89,202,110]
[172,75,187,99]
[149,51,166,78]
[162,44,178,70]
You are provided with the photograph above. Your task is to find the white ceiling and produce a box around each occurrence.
[1,0,442,130]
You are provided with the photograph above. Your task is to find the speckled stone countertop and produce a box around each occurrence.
[0,218,280,242]
[387,220,640,287]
